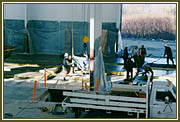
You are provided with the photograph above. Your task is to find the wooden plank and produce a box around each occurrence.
[63,103,146,113]
[110,95,146,102]
[70,98,146,108]
[14,72,44,80]
[112,84,146,92]
[63,91,146,102]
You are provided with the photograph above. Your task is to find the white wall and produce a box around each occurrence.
[27,4,89,21]
[4,4,120,23]
[94,4,102,39]
[4,4,26,20]
[102,4,120,23]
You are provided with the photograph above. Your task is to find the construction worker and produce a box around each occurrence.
[126,56,134,81]
[139,45,147,64]
[63,53,72,81]
[123,47,128,69]
[68,55,72,63]
[142,64,154,82]
[132,45,139,68]
[82,43,88,56]
[163,44,174,65]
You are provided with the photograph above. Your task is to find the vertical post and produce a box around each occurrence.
[81,71,84,90]
[89,5,95,91]
[119,4,123,32]
[117,4,123,53]
[33,81,37,102]
[44,68,46,88]
[71,5,75,73]
[96,77,99,92]
[25,4,28,28]
[137,112,139,119]
[146,73,150,118]
[85,83,88,92]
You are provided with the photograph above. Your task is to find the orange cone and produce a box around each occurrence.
[96,77,99,92]
[85,83,88,92]
[82,74,84,90]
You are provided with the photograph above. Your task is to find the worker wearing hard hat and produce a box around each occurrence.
[142,64,154,82]
[63,53,72,81]
[126,56,134,81]
[139,45,147,64]
[123,46,128,69]
[132,45,139,68]
[163,44,174,65]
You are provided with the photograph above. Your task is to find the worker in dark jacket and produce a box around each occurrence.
[126,56,134,81]
[142,64,154,82]
[123,47,128,69]
[139,45,147,64]
[164,44,174,65]
[63,53,72,81]
[132,45,139,67]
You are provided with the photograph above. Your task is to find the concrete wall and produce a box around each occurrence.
[27,4,90,21]
[4,4,119,22]
[4,4,26,20]
[102,4,120,23]
[4,4,120,54]
[4,4,26,52]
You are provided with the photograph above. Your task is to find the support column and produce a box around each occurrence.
[25,4,28,28]
[117,4,123,53]
[89,4,102,90]
[119,4,123,32]
[71,4,75,73]
[24,4,30,53]
[89,4,95,90]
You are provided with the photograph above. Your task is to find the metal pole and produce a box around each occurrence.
[25,4,27,28]
[119,4,122,32]
[146,73,151,118]
[89,5,95,90]
[72,5,75,73]
[117,4,123,53]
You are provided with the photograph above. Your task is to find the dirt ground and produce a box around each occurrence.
[3,38,177,119]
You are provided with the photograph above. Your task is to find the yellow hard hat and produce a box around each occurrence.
[82,36,88,43]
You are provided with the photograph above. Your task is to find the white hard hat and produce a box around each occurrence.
[64,53,68,57]
[164,44,168,47]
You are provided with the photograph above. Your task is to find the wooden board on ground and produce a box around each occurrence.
[14,72,51,81]
[39,67,57,75]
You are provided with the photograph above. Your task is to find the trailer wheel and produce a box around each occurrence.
[74,108,81,118]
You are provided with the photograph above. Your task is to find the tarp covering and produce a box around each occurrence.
[27,20,89,54]
[4,20,117,55]
[102,22,118,56]
[4,19,26,52]
[94,47,112,92]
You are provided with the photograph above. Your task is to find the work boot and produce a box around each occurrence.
[63,77,68,81]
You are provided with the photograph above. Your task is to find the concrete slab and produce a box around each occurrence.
[4,63,24,71]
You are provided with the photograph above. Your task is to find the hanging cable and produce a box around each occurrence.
[72,4,74,73]
[82,4,88,56]
[84,4,86,36]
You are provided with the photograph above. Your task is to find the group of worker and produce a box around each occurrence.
[62,42,174,82]
[62,52,89,81]
[123,45,147,81]
[123,44,174,82]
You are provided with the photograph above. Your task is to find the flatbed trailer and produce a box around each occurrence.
[62,78,176,119]
[62,83,149,118]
